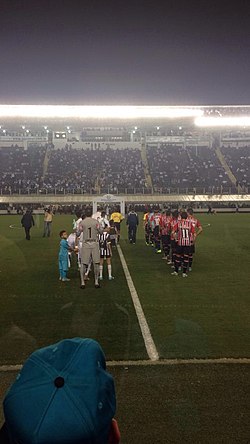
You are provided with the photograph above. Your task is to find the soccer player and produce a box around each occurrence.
[168,210,179,265]
[99,226,114,280]
[78,208,103,289]
[99,210,110,229]
[171,211,195,277]
[110,207,124,243]
[67,231,77,268]
[77,213,92,281]
[152,209,162,253]
[73,209,83,232]
[109,220,117,247]
[75,211,85,270]
[187,208,203,271]
[160,209,172,259]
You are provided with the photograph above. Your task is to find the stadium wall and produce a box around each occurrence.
[0,194,250,206]
[52,140,142,150]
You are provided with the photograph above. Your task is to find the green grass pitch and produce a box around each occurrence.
[0,212,250,443]
[0,212,249,364]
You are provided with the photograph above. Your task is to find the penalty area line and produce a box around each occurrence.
[117,244,159,362]
[1,358,250,372]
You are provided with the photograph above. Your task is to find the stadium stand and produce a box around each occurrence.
[41,147,98,194]
[221,145,250,190]
[0,145,46,194]
[146,144,232,193]
[0,127,250,195]
[0,145,147,194]
[99,147,146,193]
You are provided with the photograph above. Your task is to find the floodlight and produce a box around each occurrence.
[0,105,204,119]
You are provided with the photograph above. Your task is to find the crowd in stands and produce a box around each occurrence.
[41,147,98,193]
[0,145,46,194]
[147,144,232,192]
[0,145,147,194]
[99,148,146,192]
[1,143,249,195]
[221,145,250,190]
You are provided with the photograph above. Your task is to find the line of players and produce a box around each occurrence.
[143,208,203,278]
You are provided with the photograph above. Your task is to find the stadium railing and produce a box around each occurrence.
[0,186,248,196]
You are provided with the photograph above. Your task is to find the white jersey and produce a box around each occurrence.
[99,216,110,229]
[92,211,102,221]
[67,233,76,249]
[74,217,82,231]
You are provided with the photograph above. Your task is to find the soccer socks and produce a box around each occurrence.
[99,265,103,279]
[94,263,100,285]
[172,252,176,265]
[80,264,87,286]
[189,254,193,269]
[183,255,189,274]
[99,265,112,279]
[108,264,112,278]
[86,259,92,276]
[174,255,181,273]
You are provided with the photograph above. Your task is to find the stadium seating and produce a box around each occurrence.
[41,147,98,194]
[0,142,247,195]
[99,147,146,193]
[221,145,250,190]
[0,145,46,194]
[146,144,232,193]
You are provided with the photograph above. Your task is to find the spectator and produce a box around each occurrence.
[1,338,120,444]
[43,207,53,237]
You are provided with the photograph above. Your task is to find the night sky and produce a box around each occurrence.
[1,0,250,105]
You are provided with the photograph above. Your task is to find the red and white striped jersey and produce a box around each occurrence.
[188,216,202,242]
[174,218,195,246]
[170,217,178,241]
[160,215,172,235]
[188,215,202,229]
[153,213,161,228]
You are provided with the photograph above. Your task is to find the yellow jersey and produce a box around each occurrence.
[110,212,124,223]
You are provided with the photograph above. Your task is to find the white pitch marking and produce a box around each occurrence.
[9,224,22,229]
[1,358,250,372]
[117,244,159,361]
